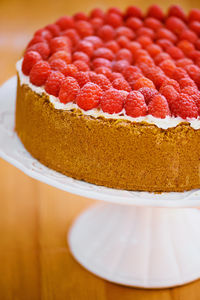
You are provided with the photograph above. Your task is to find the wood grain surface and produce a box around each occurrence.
[1,0,200,299]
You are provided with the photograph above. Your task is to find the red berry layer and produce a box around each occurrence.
[22,5,200,120]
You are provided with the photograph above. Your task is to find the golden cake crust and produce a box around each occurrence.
[15,76,200,192]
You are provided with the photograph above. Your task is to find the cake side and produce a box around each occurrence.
[15,77,200,192]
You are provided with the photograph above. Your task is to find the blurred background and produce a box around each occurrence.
[0,0,200,299]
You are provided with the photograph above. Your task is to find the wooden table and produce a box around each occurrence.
[1,0,200,298]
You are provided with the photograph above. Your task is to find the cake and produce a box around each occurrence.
[15,5,200,192]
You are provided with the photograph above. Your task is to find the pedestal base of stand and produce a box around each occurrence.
[68,203,200,288]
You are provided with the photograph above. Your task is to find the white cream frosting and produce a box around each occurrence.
[16,59,200,130]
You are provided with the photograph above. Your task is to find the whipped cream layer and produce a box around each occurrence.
[16,59,200,130]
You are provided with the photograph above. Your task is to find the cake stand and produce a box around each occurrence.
[1,77,200,289]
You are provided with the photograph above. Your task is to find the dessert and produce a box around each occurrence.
[15,5,200,192]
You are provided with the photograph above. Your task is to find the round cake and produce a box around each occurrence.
[15,5,200,192]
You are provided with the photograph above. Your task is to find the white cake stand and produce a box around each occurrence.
[1,77,200,289]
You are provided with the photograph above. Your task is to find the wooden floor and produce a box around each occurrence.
[1,0,200,299]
